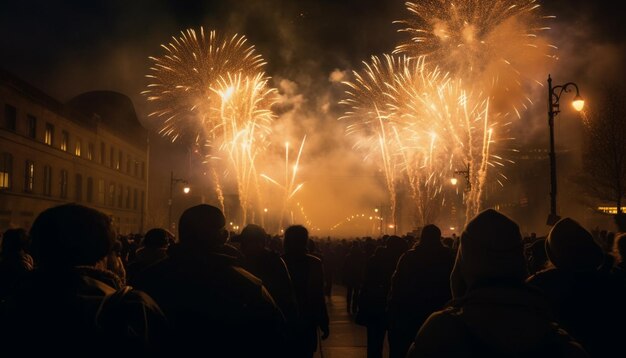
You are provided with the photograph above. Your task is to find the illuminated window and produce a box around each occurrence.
[43,165,52,196]
[24,160,34,193]
[87,143,94,160]
[61,131,69,151]
[75,139,81,157]
[0,153,12,189]
[117,151,122,171]
[44,123,54,145]
[108,182,115,206]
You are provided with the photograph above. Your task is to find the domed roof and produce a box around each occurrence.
[67,91,147,143]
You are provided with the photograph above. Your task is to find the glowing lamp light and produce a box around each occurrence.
[572,96,585,112]
[183,186,190,194]
[388,224,395,229]
[450,177,458,186]
[264,208,268,213]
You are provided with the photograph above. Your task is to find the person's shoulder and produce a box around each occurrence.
[410,307,468,357]
[306,253,323,265]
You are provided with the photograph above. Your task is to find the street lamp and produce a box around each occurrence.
[168,170,190,231]
[546,74,584,225]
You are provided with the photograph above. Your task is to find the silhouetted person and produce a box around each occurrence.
[105,239,126,285]
[282,225,329,358]
[527,237,548,275]
[0,228,33,301]
[613,233,626,279]
[358,235,408,358]
[527,218,626,357]
[0,204,166,356]
[343,241,366,315]
[132,204,286,357]
[126,228,171,284]
[408,209,588,357]
[239,224,298,329]
[387,225,454,358]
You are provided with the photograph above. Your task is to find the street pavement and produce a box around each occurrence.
[318,285,389,358]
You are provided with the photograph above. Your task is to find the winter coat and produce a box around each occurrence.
[0,266,166,356]
[407,283,588,358]
[133,246,287,357]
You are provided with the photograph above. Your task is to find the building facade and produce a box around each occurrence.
[0,70,148,234]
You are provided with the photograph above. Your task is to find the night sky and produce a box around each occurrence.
[1,0,625,234]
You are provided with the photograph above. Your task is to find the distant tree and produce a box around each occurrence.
[577,84,626,214]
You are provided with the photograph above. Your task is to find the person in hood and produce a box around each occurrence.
[387,224,455,358]
[527,218,626,357]
[408,209,587,357]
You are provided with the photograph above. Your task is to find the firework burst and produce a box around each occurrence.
[142,27,265,144]
[394,0,555,116]
[341,55,512,226]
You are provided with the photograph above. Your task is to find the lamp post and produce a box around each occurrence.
[546,75,584,226]
[168,170,190,231]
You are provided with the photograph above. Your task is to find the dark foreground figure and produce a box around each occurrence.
[132,204,287,357]
[407,209,588,358]
[0,204,166,356]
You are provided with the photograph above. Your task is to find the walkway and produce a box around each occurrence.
[320,285,389,358]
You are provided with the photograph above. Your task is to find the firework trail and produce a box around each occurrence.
[261,136,306,233]
[144,27,277,225]
[213,72,277,225]
[342,55,510,226]
[394,0,555,117]
[340,55,408,229]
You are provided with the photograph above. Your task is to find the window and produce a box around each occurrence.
[141,161,145,179]
[118,184,123,207]
[133,188,138,210]
[134,161,139,177]
[73,174,82,201]
[44,123,54,145]
[24,161,34,193]
[61,131,69,151]
[126,156,131,174]
[117,151,122,171]
[98,179,105,204]
[75,139,81,157]
[0,153,12,189]
[141,191,145,212]
[4,105,16,131]
[110,147,115,168]
[27,114,37,138]
[43,165,52,196]
[60,169,68,198]
[108,182,115,206]
[125,187,130,208]
[86,177,93,203]
[87,143,94,160]
[100,142,106,164]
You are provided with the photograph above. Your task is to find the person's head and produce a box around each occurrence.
[450,209,527,298]
[386,235,409,255]
[178,204,227,249]
[143,228,172,250]
[30,204,115,269]
[546,218,604,272]
[284,225,308,256]
[1,228,29,254]
[239,224,268,254]
[420,224,442,246]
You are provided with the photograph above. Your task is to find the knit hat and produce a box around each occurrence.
[450,209,527,298]
[546,218,604,272]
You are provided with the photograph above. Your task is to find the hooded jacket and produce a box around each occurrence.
[528,218,626,357]
[408,210,588,357]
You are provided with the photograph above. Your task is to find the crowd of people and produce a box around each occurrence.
[1,203,626,357]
